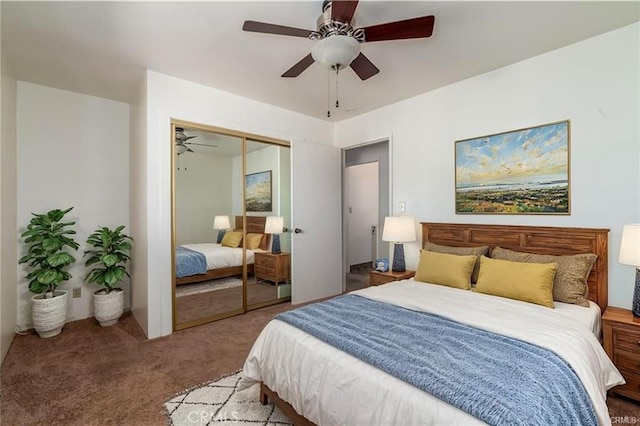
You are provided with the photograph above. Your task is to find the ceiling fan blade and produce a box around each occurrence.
[362,15,435,42]
[186,147,194,153]
[282,54,315,78]
[186,142,218,148]
[243,20,313,38]
[350,52,379,81]
[183,135,197,141]
[331,0,359,24]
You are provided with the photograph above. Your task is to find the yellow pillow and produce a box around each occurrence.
[246,233,263,250]
[220,231,242,248]
[475,256,557,308]
[415,250,477,290]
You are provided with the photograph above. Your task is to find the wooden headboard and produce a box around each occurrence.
[421,223,610,312]
[234,215,270,251]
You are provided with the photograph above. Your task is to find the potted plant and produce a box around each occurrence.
[18,207,79,338]
[83,225,133,326]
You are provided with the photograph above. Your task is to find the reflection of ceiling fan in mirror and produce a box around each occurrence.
[175,127,218,155]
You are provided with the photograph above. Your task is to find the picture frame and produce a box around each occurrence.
[245,170,272,212]
[455,120,570,215]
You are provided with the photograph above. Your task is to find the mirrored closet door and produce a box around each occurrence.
[172,121,291,331]
[245,139,292,309]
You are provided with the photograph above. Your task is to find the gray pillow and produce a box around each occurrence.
[491,247,597,307]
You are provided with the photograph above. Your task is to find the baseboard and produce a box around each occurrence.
[349,262,373,273]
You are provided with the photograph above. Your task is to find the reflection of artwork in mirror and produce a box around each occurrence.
[245,170,272,212]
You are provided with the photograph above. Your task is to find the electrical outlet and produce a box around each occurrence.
[400,201,406,213]
[72,287,81,298]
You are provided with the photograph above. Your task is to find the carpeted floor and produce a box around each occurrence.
[0,303,294,426]
[1,293,639,425]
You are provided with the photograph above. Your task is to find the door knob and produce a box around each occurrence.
[294,228,302,234]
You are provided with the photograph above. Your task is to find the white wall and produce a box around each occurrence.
[175,153,233,245]
[16,82,130,328]
[1,18,18,362]
[143,70,333,338]
[129,75,148,335]
[279,146,292,254]
[335,23,640,309]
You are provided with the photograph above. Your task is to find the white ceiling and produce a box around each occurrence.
[2,1,639,122]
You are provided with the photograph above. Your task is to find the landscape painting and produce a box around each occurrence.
[245,170,272,212]
[455,120,570,214]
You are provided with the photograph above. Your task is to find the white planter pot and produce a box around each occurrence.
[31,290,68,338]
[94,289,124,327]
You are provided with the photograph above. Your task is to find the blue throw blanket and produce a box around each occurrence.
[175,246,207,278]
[276,295,597,426]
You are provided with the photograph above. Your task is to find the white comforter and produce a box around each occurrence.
[182,243,258,269]
[241,279,624,426]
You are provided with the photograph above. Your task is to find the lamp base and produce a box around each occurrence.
[633,268,640,317]
[391,243,406,272]
[216,229,227,244]
[271,234,281,254]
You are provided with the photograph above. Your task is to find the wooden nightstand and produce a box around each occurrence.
[254,252,290,285]
[369,270,415,286]
[603,307,640,402]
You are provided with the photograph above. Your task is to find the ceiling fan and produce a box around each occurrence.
[242,0,435,81]
[175,127,217,156]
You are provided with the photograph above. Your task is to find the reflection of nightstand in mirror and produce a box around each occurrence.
[369,270,415,286]
[255,252,290,285]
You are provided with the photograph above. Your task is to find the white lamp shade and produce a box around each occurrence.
[175,144,187,155]
[382,216,416,243]
[265,216,284,234]
[311,35,361,70]
[620,223,640,267]
[212,215,231,230]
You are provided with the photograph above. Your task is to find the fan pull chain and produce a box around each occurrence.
[327,70,331,118]
[335,67,340,108]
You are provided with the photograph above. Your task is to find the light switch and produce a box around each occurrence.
[400,202,406,213]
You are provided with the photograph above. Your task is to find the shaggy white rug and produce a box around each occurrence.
[175,277,243,297]
[165,371,292,425]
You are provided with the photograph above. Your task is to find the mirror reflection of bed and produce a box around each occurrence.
[174,217,279,324]
[172,123,291,330]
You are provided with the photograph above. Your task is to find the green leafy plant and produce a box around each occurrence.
[83,226,133,293]
[18,207,79,297]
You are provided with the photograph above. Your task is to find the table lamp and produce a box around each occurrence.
[619,223,640,316]
[213,215,231,244]
[382,216,416,272]
[265,216,284,254]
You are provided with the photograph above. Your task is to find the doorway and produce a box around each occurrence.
[343,140,390,292]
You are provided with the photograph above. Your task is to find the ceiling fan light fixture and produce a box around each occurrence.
[311,35,360,70]
[175,144,187,155]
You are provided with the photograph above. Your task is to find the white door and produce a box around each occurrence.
[346,162,379,267]
[291,140,342,304]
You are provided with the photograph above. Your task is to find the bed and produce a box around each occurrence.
[240,223,625,425]
[175,216,269,286]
